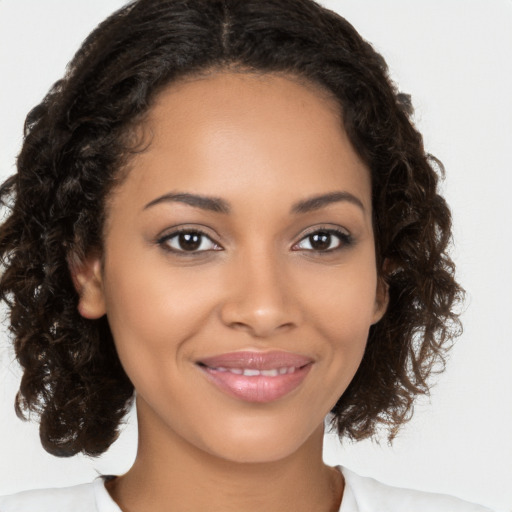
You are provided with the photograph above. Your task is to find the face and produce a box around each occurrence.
[77,72,387,464]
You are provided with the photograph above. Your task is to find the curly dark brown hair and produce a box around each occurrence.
[0,0,463,457]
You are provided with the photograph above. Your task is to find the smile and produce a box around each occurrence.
[197,351,313,403]
[207,366,300,376]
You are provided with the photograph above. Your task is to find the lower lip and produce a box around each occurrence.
[199,364,312,403]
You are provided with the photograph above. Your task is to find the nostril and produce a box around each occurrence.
[230,321,250,330]
[227,320,296,338]
[219,295,300,337]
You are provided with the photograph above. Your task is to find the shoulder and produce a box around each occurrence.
[0,477,120,512]
[0,482,96,512]
[338,466,495,512]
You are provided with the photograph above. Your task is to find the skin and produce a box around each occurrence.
[75,72,388,512]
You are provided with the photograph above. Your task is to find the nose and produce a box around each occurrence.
[219,250,300,338]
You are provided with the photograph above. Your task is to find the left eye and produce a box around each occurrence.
[160,231,220,253]
[294,230,348,252]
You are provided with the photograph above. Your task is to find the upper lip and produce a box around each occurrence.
[197,351,313,370]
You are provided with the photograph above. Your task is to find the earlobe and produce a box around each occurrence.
[372,274,389,325]
[68,253,106,319]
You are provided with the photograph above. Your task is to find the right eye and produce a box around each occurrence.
[158,230,222,254]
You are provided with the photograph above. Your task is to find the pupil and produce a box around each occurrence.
[179,233,201,251]
[310,232,331,250]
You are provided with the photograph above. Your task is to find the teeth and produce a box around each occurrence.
[211,366,298,376]
[243,369,260,376]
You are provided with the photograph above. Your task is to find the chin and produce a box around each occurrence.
[199,417,323,465]
[211,441,301,465]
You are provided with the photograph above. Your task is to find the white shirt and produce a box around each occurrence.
[0,466,497,511]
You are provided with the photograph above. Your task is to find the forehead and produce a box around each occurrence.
[113,71,371,216]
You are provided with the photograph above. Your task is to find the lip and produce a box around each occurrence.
[197,351,313,403]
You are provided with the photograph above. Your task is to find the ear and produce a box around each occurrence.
[68,253,106,319]
[371,261,390,325]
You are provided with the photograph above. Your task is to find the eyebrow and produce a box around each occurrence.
[144,192,231,214]
[143,190,364,215]
[291,191,365,214]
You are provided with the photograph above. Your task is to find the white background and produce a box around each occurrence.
[0,1,511,510]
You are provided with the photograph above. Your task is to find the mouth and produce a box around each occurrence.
[203,366,302,376]
[196,351,313,403]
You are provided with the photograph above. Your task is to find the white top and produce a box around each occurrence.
[0,466,496,512]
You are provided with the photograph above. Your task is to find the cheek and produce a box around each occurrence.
[101,256,222,380]
[303,257,379,339]
[301,255,378,387]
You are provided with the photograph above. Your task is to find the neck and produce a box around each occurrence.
[106,399,343,512]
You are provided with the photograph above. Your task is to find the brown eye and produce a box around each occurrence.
[308,232,333,251]
[177,232,202,251]
[294,229,351,252]
[160,230,221,253]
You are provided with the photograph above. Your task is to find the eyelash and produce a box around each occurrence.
[292,228,352,253]
[157,228,222,255]
[157,227,352,255]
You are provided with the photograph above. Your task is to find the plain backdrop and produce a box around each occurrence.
[0,1,511,510]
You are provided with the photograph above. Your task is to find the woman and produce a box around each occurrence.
[0,0,500,510]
